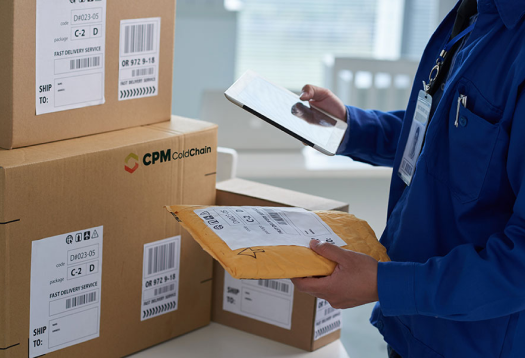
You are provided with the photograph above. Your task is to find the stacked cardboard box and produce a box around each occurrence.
[213,179,348,351]
[0,0,176,149]
[0,117,218,358]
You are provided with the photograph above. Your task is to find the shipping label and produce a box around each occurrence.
[223,271,294,330]
[119,18,161,101]
[29,226,103,358]
[313,298,342,340]
[36,0,107,115]
[194,206,346,251]
[141,236,180,321]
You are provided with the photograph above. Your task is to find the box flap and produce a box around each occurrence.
[0,116,216,169]
[216,178,348,212]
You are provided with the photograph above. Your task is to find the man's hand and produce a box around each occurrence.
[291,239,379,309]
[300,84,347,122]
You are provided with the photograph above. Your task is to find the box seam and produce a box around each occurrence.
[0,132,201,171]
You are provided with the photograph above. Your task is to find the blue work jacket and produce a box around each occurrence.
[337,0,525,357]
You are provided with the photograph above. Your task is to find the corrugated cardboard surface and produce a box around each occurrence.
[213,178,347,351]
[1,0,176,149]
[0,0,13,148]
[0,116,217,357]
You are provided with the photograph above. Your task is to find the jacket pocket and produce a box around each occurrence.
[447,92,500,203]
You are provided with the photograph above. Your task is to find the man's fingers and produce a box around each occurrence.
[310,239,347,263]
[291,276,329,295]
[300,84,331,102]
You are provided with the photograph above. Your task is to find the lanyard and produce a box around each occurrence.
[424,22,476,94]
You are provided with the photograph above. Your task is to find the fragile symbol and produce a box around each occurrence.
[92,230,99,239]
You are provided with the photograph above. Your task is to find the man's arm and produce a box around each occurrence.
[293,92,525,321]
[300,84,405,168]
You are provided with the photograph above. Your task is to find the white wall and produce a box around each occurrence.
[172,0,238,118]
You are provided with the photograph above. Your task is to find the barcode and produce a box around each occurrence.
[69,56,101,70]
[401,160,413,175]
[314,320,341,339]
[264,209,287,226]
[66,291,97,310]
[154,283,176,297]
[132,68,155,77]
[147,242,176,275]
[124,23,155,54]
[258,280,290,293]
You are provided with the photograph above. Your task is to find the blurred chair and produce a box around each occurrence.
[324,56,419,111]
[200,90,303,151]
[217,147,238,182]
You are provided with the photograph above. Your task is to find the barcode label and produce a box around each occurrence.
[258,279,290,293]
[401,159,414,176]
[132,67,155,77]
[123,23,155,54]
[154,283,176,297]
[264,209,288,226]
[141,236,180,321]
[70,56,101,70]
[66,291,97,310]
[314,320,341,340]
[147,241,176,275]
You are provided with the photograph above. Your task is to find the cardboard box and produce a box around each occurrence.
[0,0,176,149]
[0,116,217,358]
[212,178,349,351]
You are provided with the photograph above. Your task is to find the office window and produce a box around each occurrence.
[234,0,440,91]
[235,0,379,91]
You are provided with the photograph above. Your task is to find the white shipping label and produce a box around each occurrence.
[223,271,294,330]
[313,298,342,340]
[141,236,180,321]
[119,18,161,101]
[194,207,346,251]
[29,226,103,358]
[36,0,107,115]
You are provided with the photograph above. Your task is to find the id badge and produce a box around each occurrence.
[398,90,432,186]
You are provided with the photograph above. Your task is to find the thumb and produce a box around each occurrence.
[309,239,346,263]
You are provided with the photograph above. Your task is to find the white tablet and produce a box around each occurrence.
[224,70,348,156]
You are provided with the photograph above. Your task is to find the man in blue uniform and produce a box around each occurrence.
[292,0,525,357]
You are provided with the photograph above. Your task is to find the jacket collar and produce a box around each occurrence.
[493,0,525,29]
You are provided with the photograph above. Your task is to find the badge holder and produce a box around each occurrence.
[398,22,476,186]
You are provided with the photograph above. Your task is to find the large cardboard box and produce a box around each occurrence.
[0,116,217,358]
[0,0,176,149]
[213,179,349,351]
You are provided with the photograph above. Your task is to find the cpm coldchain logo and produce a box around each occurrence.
[125,153,139,174]
[124,146,213,174]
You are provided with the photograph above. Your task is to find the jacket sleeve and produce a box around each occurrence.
[377,92,525,321]
[337,106,405,168]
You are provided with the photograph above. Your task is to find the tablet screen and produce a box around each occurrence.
[234,76,342,148]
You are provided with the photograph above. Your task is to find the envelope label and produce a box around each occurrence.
[194,206,346,251]
[223,271,294,329]
[36,0,107,115]
[29,226,104,358]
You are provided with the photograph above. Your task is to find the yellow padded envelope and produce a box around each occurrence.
[166,205,390,279]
